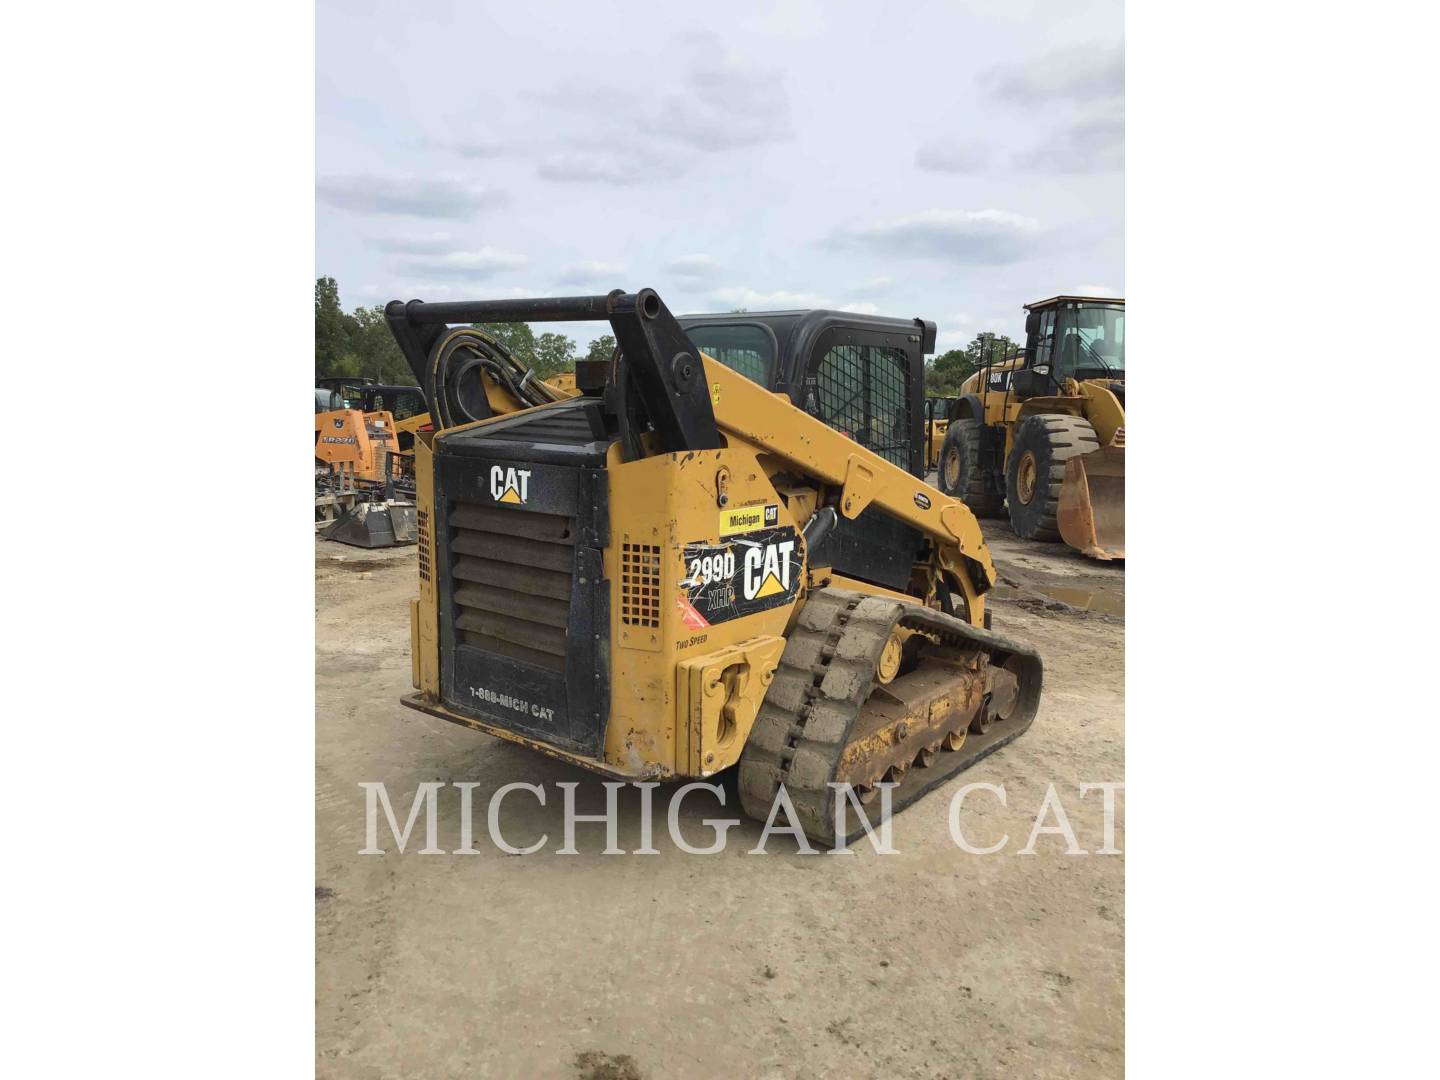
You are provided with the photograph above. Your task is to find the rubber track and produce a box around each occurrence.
[738,588,1043,845]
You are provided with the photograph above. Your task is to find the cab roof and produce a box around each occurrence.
[1024,295,1125,310]
[679,308,937,355]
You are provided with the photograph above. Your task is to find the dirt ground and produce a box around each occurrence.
[316,520,1124,1079]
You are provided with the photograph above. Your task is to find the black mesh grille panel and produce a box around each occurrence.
[812,344,912,467]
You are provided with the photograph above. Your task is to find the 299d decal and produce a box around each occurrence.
[677,526,803,629]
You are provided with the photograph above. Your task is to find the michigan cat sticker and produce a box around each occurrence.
[719,502,779,537]
[679,526,802,627]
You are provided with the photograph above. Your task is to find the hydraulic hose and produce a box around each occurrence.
[424,326,562,429]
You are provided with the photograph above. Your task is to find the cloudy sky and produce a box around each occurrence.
[318,0,1123,353]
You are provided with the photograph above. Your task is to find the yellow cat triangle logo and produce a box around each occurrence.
[498,484,522,504]
[755,571,785,598]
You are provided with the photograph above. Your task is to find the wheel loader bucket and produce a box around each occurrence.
[321,500,417,548]
[1057,445,1125,560]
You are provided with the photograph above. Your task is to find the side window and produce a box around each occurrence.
[684,325,776,387]
[709,346,768,384]
[1034,310,1056,367]
[810,343,912,468]
[392,391,426,420]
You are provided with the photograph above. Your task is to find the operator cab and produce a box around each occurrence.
[1023,296,1125,385]
[678,309,936,480]
[358,384,429,421]
[316,375,377,409]
[353,384,429,451]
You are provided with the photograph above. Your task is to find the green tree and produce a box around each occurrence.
[472,322,580,377]
[349,304,414,384]
[473,321,537,367]
[315,277,359,380]
[926,349,975,396]
[583,334,616,363]
[924,332,1022,397]
[966,331,1020,367]
[532,332,577,378]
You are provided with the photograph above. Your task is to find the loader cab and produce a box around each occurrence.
[357,384,430,450]
[316,376,377,409]
[358,384,428,421]
[1021,296,1126,391]
[679,309,935,480]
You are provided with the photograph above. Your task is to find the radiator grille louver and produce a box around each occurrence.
[448,501,574,672]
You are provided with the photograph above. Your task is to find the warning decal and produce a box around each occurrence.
[679,526,803,626]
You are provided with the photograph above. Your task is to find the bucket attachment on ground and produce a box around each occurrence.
[321,499,417,548]
[1057,442,1124,560]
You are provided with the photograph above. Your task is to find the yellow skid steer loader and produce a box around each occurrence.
[384,289,1044,843]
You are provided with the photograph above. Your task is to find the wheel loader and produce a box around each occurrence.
[936,296,1125,560]
[385,289,1043,844]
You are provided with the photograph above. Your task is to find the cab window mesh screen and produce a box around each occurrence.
[685,325,775,386]
[812,345,911,467]
[391,392,426,420]
[708,347,767,384]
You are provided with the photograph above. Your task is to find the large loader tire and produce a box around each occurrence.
[1006,414,1101,541]
[937,419,1004,515]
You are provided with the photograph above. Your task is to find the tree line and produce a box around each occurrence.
[923,332,1022,398]
[315,277,614,385]
[318,275,1020,398]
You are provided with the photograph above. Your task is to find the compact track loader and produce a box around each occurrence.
[936,296,1125,560]
[353,384,432,453]
[314,406,418,548]
[388,290,1043,843]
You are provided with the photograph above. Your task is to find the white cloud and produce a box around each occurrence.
[827,209,1045,265]
[982,43,1124,107]
[451,138,505,159]
[915,144,988,174]
[710,286,830,311]
[838,301,880,315]
[318,7,1123,357]
[316,174,503,218]
[554,261,627,287]
[520,38,790,185]
[367,233,454,255]
[664,254,722,281]
[393,247,528,280]
[652,57,791,150]
[1014,108,1124,173]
